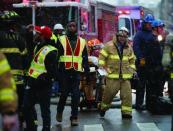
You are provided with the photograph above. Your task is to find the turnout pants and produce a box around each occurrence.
[80,72,96,100]
[102,78,132,115]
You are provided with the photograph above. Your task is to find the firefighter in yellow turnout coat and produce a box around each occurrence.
[98,30,136,118]
[0,53,18,130]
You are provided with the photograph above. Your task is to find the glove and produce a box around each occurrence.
[139,58,145,66]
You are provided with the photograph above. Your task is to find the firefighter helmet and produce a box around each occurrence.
[119,27,129,34]
[116,30,128,38]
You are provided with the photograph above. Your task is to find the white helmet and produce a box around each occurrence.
[53,23,64,30]
[120,27,129,33]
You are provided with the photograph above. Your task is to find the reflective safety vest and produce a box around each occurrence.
[28,45,57,79]
[51,33,58,43]
[59,35,86,72]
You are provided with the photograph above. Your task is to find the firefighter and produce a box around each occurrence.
[56,20,89,126]
[0,11,27,128]
[98,30,136,118]
[23,26,59,131]
[0,53,19,130]
[133,14,154,110]
[80,39,103,105]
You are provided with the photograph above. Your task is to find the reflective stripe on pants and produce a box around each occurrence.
[102,78,132,114]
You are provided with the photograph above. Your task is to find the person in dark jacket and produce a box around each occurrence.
[56,21,90,126]
[133,14,154,110]
[145,19,164,113]
[0,11,27,128]
[23,26,59,131]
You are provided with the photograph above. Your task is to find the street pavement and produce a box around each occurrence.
[35,92,172,131]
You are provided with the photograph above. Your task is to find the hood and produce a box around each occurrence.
[112,35,129,48]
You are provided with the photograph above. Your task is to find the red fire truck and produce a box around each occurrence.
[13,0,118,43]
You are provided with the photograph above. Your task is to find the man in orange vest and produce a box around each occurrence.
[56,20,89,126]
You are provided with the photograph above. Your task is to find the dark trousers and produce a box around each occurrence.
[16,84,25,125]
[172,107,173,131]
[145,69,163,112]
[169,80,173,129]
[135,66,147,107]
[57,72,80,118]
[23,79,51,131]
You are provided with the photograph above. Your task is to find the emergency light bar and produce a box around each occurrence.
[118,10,130,15]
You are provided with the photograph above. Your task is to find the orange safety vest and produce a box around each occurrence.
[59,35,86,72]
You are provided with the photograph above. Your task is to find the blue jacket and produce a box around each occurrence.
[133,29,153,61]
[145,34,162,68]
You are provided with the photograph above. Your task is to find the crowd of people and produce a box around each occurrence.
[0,9,173,131]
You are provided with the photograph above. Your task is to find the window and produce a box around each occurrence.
[14,6,78,29]
[88,5,96,32]
[118,18,131,36]
[131,19,135,36]
[80,9,88,31]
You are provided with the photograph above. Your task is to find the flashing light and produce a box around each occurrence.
[118,10,130,15]
[23,0,29,3]
[140,10,144,16]
[125,10,130,14]
[118,11,123,14]
[158,35,163,42]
